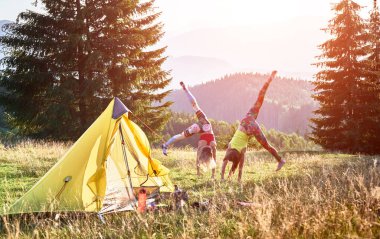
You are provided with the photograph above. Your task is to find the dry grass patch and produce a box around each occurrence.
[0,142,379,238]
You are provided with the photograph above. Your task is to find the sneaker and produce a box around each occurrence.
[276,159,286,171]
[161,144,168,156]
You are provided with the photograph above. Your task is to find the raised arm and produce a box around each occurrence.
[237,148,246,182]
[180,81,201,112]
[247,71,277,119]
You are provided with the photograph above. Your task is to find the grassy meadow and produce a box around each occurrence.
[0,141,379,238]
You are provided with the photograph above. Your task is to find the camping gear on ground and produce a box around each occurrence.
[172,185,189,210]
[6,98,174,215]
[191,200,210,211]
[137,188,147,213]
[237,201,261,207]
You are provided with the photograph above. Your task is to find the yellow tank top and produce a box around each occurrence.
[230,130,249,153]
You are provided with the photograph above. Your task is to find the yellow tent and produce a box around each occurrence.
[8,98,174,214]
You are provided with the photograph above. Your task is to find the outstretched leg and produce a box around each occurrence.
[247,71,277,119]
[181,81,211,127]
[162,133,185,156]
[180,82,201,112]
[162,123,200,155]
[252,124,286,171]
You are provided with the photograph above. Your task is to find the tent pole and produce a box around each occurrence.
[118,123,137,208]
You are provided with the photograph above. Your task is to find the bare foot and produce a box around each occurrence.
[276,159,286,171]
[270,70,278,79]
[180,81,187,91]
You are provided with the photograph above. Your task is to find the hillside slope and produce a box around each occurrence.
[167,72,317,134]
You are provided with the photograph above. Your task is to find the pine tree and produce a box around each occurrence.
[311,0,368,153]
[89,0,172,142]
[0,0,171,140]
[0,7,76,138]
[362,0,380,153]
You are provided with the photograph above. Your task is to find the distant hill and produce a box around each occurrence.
[166,72,317,135]
[162,55,236,87]
[162,16,326,81]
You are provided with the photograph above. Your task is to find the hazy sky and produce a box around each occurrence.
[0,0,373,32]
[0,0,376,81]
[156,0,333,34]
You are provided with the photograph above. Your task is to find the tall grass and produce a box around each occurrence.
[0,141,379,238]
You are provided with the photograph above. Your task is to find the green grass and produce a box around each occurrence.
[0,141,379,238]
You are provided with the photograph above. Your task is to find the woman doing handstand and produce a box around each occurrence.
[162,82,217,178]
[221,71,286,181]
